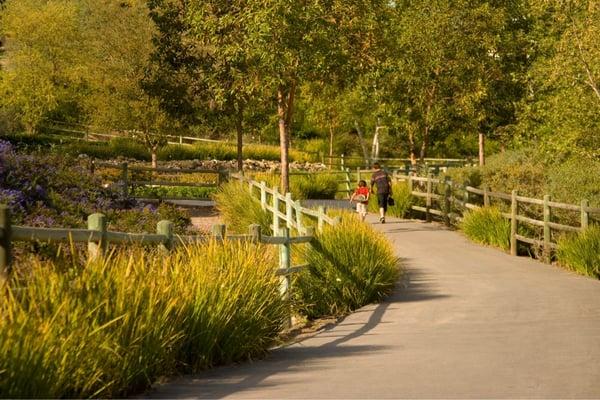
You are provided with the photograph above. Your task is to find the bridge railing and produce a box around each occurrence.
[392,174,600,261]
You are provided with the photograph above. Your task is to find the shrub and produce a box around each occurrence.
[108,137,150,160]
[291,174,338,199]
[556,225,600,279]
[460,206,511,251]
[368,182,413,218]
[0,242,285,398]
[294,214,400,319]
[481,149,547,199]
[213,181,272,235]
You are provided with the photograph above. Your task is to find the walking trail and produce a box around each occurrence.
[148,215,600,399]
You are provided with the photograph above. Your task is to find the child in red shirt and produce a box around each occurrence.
[350,180,370,221]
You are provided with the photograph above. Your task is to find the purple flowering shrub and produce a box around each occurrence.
[0,141,190,233]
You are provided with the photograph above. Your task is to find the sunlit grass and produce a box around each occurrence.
[460,206,510,251]
[0,241,285,398]
[556,225,600,279]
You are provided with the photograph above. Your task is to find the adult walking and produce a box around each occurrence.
[370,162,392,223]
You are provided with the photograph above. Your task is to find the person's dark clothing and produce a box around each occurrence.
[370,169,391,194]
[377,193,389,212]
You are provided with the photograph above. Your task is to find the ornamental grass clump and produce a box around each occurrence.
[0,241,285,398]
[556,225,600,279]
[213,181,272,234]
[460,206,510,251]
[294,214,400,319]
[368,182,413,218]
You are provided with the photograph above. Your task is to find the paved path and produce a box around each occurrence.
[149,215,600,399]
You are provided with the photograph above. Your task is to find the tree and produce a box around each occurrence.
[378,0,528,165]
[152,1,389,191]
[517,0,600,160]
[0,0,86,133]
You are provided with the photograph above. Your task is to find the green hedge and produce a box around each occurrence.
[460,207,511,251]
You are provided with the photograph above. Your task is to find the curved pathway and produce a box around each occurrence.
[149,215,600,399]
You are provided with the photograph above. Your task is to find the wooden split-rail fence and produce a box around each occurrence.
[389,173,600,261]
[91,161,229,201]
[0,175,342,324]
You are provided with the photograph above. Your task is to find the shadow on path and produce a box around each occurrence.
[148,258,449,399]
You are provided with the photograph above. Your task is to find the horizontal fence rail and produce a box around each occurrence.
[91,161,229,201]
[390,173,600,261]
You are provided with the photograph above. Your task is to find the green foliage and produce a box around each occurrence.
[294,214,400,319]
[368,182,413,218]
[480,149,547,199]
[460,207,511,251]
[291,175,339,200]
[444,166,482,188]
[131,185,216,200]
[556,225,600,279]
[213,182,272,235]
[0,242,285,398]
[250,172,338,200]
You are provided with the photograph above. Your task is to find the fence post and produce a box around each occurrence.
[249,224,261,243]
[356,167,361,185]
[157,220,173,252]
[543,195,551,263]
[218,169,229,186]
[272,186,280,234]
[121,162,129,198]
[317,206,325,232]
[88,213,107,260]
[463,186,470,209]
[0,205,12,278]
[483,185,490,207]
[260,181,267,210]
[408,175,413,194]
[510,190,518,256]
[211,224,226,241]
[340,154,345,171]
[179,135,183,145]
[89,159,96,175]
[285,192,293,229]
[278,227,292,328]
[581,199,589,230]
[443,177,451,226]
[426,174,433,223]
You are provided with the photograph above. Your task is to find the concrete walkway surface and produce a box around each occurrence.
[147,216,600,399]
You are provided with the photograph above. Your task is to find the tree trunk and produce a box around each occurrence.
[419,125,429,161]
[236,105,244,172]
[151,146,158,169]
[328,125,334,170]
[354,120,370,168]
[277,85,292,194]
[478,132,485,166]
[408,126,417,166]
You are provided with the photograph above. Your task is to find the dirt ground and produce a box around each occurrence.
[187,207,222,233]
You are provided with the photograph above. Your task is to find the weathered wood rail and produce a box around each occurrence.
[389,173,600,260]
[233,173,341,234]
[91,161,229,200]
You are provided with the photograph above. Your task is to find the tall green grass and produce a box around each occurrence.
[213,181,273,234]
[294,214,400,319]
[460,206,510,251]
[368,182,413,218]
[250,172,339,200]
[0,242,285,398]
[556,225,600,279]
